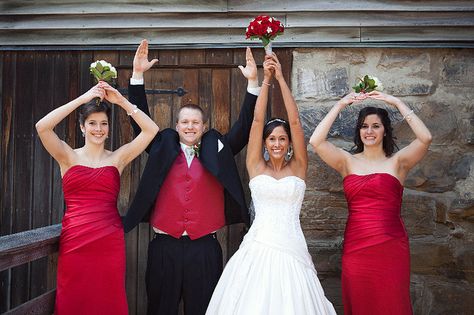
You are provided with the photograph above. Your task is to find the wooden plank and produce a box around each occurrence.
[0,13,285,30]
[198,69,212,126]
[361,26,474,42]
[211,69,231,133]
[2,0,474,15]
[157,50,179,67]
[50,52,69,225]
[287,11,474,27]
[228,0,474,12]
[4,25,474,46]
[1,1,229,15]
[0,224,61,272]
[4,289,55,315]
[3,12,474,31]
[181,68,199,109]
[29,52,55,299]
[211,67,231,262]
[0,28,238,45]
[0,50,16,313]
[150,69,175,127]
[10,51,36,308]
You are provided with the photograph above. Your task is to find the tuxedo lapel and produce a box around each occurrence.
[199,131,219,177]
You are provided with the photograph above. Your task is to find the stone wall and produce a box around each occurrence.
[292,48,474,314]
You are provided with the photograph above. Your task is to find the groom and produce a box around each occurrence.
[123,39,260,315]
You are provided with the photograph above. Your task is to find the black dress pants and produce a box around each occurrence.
[146,233,223,315]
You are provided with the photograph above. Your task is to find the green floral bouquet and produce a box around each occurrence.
[353,75,383,93]
[89,60,117,84]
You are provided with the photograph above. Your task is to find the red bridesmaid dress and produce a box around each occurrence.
[342,173,412,315]
[55,165,128,315]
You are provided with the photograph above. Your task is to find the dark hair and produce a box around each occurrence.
[263,118,291,142]
[351,106,397,156]
[177,104,206,122]
[78,100,111,126]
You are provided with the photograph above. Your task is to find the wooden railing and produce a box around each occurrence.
[0,224,61,315]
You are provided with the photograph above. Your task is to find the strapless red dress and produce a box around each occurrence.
[342,173,412,315]
[55,165,128,315]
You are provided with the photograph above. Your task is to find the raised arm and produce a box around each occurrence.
[309,93,365,175]
[246,57,273,178]
[35,84,105,167]
[129,39,159,139]
[367,91,432,174]
[224,47,259,154]
[101,82,159,172]
[269,53,307,178]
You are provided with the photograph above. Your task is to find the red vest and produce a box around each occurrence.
[150,151,225,240]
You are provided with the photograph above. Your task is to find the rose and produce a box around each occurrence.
[90,60,117,84]
[245,15,284,48]
[352,75,383,93]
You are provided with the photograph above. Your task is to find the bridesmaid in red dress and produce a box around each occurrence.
[309,91,432,315]
[36,80,159,314]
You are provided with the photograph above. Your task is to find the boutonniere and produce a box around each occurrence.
[192,143,201,157]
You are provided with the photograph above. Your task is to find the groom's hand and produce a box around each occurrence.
[238,47,258,87]
[132,39,159,81]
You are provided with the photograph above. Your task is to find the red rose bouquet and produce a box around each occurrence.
[246,15,284,55]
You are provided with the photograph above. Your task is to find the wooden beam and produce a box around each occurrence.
[4,289,55,315]
[0,224,61,271]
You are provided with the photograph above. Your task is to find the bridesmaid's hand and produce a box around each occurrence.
[79,83,105,104]
[337,92,367,108]
[101,82,126,105]
[366,91,402,107]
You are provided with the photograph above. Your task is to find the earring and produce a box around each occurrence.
[263,147,269,161]
[285,146,293,162]
[82,132,85,137]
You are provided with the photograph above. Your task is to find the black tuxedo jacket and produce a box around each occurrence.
[123,84,257,233]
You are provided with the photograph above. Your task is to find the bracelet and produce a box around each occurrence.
[127,105,139,116]
[402,109,414,122]
[262,81,271,87]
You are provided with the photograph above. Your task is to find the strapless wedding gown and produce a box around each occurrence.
[206,175,336,315]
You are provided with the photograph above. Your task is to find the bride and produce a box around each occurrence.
[206,53,336,315]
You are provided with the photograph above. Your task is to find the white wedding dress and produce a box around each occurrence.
[206,175,336,315]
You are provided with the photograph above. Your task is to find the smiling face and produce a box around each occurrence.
[264,126,290,160]
[176,107,205,146]
[81,112,109,145]
[359,114,385,148]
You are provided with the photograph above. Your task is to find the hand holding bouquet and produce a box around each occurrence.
[89,60,117,104]
[246,15,284,55]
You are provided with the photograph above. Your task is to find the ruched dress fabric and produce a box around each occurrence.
[342,173,412,315]
[206,175,336,315]
[55,165,128,315]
